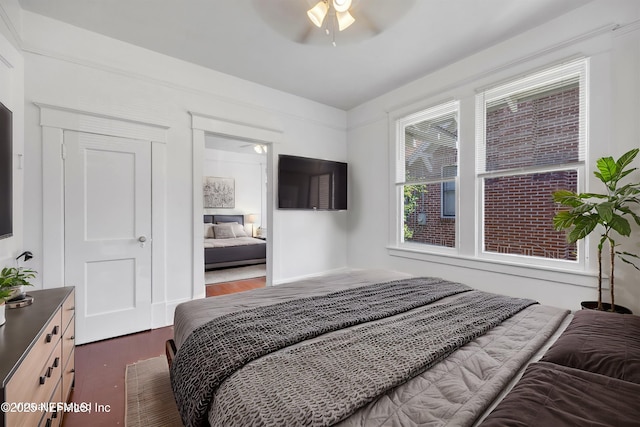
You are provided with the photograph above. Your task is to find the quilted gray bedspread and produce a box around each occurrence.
[170,273,548,427]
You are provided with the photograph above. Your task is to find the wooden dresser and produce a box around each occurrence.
[0,287,75,427]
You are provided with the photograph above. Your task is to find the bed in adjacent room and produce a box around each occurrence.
[168,269,574,427]
[203,214,266,271]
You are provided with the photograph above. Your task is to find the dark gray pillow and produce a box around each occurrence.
[541,309,640,383]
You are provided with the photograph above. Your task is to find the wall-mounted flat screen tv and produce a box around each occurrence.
[278,154,347,210]
[0,101,11,239]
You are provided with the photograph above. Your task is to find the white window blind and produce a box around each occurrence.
[476,58,588,176]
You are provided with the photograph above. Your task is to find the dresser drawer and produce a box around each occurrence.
[5,339,62,427]
[39,379,63,427]
[61,289,75,333]
[62,319,75,364]
[62,349,75,403]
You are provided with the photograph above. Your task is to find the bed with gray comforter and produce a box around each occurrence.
[171,270,570,427]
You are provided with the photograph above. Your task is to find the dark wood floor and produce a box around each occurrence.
[61,276,266,427]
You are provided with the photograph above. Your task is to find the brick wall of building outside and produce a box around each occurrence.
[405,86,578,258]
[405,146,456,248]
[406,182,456,247]
[484,86,579,260]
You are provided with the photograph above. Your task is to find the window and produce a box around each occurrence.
[476,59,587,262]
[395,101,459,249]
[441,165,457,218]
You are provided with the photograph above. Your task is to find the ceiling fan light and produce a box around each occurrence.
[307,1,329,27]
[332,0,352,13]
[336,10,355,31]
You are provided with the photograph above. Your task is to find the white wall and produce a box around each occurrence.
[15,9,348,323]
[346,0,640,313]
[0,1,24,270]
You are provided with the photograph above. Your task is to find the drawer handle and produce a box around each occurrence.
[52,325,59,335]
[45,418,52,427]
[40,375,46,385]
[71,368,75,373]
[46,367,53,378]
[52,410,58,419]
[46,334,52,343]
[70,335,75,340]
[53,357,60,368]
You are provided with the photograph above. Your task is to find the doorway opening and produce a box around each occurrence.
[202,135,268,289]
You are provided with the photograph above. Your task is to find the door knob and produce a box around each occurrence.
[138,236,147,248]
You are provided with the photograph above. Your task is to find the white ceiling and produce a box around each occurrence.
[18,0,593,110]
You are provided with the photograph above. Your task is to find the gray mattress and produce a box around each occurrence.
[172,269,570,426]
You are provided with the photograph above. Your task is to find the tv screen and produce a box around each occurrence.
[278,155,347,210]
[0,101,12,239]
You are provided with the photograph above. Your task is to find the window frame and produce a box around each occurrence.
[474,58,589,270]
[392,100,460,253]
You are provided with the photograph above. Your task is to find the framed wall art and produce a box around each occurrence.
[203,176,235,208]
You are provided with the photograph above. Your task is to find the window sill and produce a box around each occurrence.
[387,245,598,288]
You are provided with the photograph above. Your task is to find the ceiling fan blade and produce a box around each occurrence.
[295,24,316,44]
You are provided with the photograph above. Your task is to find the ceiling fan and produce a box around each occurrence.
[251,0,416,46]
[307,0,356,32]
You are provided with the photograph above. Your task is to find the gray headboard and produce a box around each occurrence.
[204,214,244,225]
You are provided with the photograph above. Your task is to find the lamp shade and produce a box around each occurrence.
[307,1,329,27]
[332,0,352,13]
[247,214,257,224]
[336,10,355,31]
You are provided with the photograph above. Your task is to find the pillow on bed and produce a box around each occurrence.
[231,222,248,237]
[212,224,235,239]
[204,223,214,238]
[216,221,248,237]
[540,309,640,384]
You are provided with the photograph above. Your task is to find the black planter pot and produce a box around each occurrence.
[580,301,633,314]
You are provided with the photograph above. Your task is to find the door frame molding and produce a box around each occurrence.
[190,112,282,300]
[37,103,170,327]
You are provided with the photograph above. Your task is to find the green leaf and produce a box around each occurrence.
[571,204,595,215]
[617,252,640,271]
[552,190,582,207]
[615,148,639,171]
[552,211,576,230]
[609,215,631,236]
[596,156,618,183]
[595,202,614,222]
[598,235,607,251]
[617,168,637,181]
[567,215,599,243]
[579,193,608,199]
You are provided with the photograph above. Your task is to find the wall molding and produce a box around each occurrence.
[348,23,619,132]
[0,2,22,52]
[35,102,169,143]
[21,42,346,131]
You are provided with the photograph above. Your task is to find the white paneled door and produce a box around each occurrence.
[64,131,152,344]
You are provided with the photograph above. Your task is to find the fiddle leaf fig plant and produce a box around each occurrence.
[553,148,640,312]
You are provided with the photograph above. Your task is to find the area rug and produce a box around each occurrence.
[125,356,183,427]
[205,263,266,284]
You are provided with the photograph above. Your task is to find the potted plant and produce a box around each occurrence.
[0,266,37,302]
[552,148,640,313]
[0,286,13,326]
